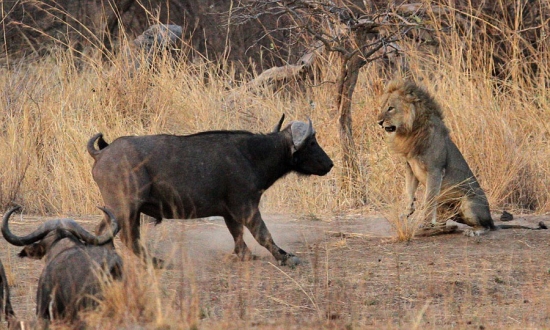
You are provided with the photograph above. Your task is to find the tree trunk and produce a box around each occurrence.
[336,53,366,205]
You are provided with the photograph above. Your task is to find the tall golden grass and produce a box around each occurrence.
[1,29,548,218]
[0,4,548,233]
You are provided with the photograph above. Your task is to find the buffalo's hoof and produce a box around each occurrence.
[237,251,256,261]
[226,253,258,262]
[282,255,301,267]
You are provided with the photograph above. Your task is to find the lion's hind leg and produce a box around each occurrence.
[416,222,459,237]
[459,196,494,237]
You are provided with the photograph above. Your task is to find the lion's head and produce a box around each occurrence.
[377,80,444,136]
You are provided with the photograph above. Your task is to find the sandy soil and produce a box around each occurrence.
[2,211,550,329]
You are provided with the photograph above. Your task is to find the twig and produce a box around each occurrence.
[267,262,322,319]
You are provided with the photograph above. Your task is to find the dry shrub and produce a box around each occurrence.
[381,206,418,242]
[81,257,162,329]
[377,181,467,242]
[82,245,199,330]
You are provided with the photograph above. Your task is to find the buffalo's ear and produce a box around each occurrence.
[290,119,314,152]
[18,243,46,260]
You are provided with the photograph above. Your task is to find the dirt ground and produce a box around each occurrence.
[2,211,550,329]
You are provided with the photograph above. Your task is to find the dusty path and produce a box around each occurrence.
[144,213,393,268]
[2,211,550,328]
[144,212,546,268]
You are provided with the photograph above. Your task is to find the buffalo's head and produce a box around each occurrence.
[281,118,333,176]
[2,206,120,262]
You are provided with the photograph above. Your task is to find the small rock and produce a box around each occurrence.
[500,210,513,221]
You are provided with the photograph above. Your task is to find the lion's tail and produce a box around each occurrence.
[496,221,547,230]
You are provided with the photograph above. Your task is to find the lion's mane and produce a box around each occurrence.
[382,80,448,157]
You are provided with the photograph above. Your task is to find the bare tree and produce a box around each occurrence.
[231,0,415,203]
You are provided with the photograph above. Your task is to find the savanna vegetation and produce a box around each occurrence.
[0,0,549,329]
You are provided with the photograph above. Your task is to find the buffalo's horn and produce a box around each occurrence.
[272,114,286,133]
[291,117,314,150]
[2,206,55,246]
[2,206,119,247]
[56,207,119,246]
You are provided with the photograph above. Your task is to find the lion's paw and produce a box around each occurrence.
[462,229,478,237]
[463,227,490,237]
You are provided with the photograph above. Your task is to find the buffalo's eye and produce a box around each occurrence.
[387,106,395,112]
[310,141,316,147]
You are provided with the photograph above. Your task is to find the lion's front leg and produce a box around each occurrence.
[403,162,419,218]
[424,168,444,225]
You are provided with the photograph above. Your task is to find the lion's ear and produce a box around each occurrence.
[404,91,421,103]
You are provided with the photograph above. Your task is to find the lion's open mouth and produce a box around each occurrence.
[384,126,396,133]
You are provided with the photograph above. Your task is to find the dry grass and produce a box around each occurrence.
[1,1,550,328]
[1,43,549,216]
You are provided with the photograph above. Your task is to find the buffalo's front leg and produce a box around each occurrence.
[244,211,301,266]
[223,215,253,260]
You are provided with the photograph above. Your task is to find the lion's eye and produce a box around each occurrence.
[387,106,395,112]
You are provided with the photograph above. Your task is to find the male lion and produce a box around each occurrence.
[377,79,545,236]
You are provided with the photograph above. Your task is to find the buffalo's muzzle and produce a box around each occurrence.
[317,159,334,176]
[325,161,334,173]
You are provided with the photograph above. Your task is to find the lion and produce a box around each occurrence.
[377,79,546,236]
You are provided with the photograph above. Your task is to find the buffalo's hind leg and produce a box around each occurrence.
[98,207,164,268]
[129,213,165,269]
[223,215,253,260]
[244,211,301,267]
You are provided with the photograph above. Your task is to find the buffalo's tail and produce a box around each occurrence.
[87,133,109,159]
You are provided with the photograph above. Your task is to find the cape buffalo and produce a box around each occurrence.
[0,258,15,325]
[87,115,333,266]
[2,206,122,323]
